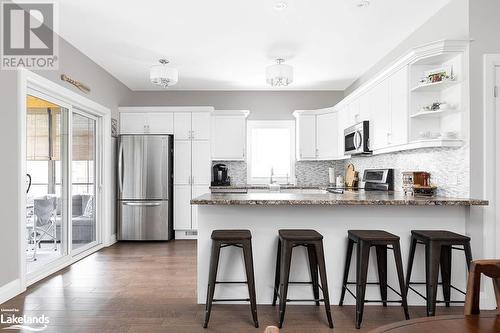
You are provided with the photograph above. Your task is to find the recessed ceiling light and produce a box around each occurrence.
[356,0,370,7]
[274,1,287,11]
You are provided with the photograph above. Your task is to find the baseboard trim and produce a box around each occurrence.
[106,233,117,246]
[175,230,198,240]
[0,279,23,304]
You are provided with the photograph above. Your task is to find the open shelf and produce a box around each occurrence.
[410,109,461,119]
[410,80,460,92]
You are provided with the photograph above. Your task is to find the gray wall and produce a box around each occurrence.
[345,0,469,95]
[0,36,130,289]
[123,91,344,120]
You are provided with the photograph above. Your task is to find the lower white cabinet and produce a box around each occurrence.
[174,185,192,230]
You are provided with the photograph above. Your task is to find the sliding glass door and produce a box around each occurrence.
[71,111,97,252]
[26,91,102,280]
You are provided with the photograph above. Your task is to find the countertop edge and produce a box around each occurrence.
[191,199,489,206]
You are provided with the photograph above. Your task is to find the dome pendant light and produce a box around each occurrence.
[150,59,179,88]
[266,58,293,87]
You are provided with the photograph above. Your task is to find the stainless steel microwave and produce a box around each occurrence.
[344,121,371,155]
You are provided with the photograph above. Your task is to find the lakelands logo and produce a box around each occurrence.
[0,309,49,331]
[1,1,59,70]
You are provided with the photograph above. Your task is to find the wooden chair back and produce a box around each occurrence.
[464,260,500,315]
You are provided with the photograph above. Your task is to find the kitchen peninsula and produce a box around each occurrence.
[192,190,487,306]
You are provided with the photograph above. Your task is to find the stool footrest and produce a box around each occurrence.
[408,282,466,295]
[342,284,403,300]
[285,298,325,303]
[215,281,248,284]
[212,298,250,302]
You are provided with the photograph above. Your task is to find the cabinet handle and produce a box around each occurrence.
[191,130,195,139]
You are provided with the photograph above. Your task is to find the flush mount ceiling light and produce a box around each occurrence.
[274,1,288,11]
[266,58,293,87]
[150,59,178,88]
[356,0,370,7]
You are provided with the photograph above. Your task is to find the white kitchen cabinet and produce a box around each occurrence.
[211,112,248,161]
[192,141,211,185]
[191,185,209,230]
[368,80,390,151]
[174,140,191,185]
[174,185,192,230]
[337,108,348,156]
[120,112,174,134]
[296,114,317,160]
[191,112,211,140]
[147,113,174,134]
[388,66,409,147]
[174,112,192,140]
[316,113,338,159]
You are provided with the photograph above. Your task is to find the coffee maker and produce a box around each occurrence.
[211,163,230,186]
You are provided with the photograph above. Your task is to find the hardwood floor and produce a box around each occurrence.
[1,241,465,332]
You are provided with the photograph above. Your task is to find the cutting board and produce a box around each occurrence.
[345,163,358,188]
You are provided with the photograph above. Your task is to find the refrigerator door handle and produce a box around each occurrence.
[118,141,124,194]
[122,202,162,207]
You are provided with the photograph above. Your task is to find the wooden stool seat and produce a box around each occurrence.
[405,229,473,317]
[411,230,470,242]
[211,229,252,241]
[278,229,323,241]
[272,229,333,329]
[203,229,258,329]
[348,230,400,242]
[340,229,409,329]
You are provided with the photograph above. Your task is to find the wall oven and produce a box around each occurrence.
[344,121,371,155]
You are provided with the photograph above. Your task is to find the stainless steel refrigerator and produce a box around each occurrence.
[117,135,173,240]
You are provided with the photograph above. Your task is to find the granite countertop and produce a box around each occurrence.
[210,184,327,190]
[191,190,488,206]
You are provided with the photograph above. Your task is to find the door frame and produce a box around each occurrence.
[483,54,500,260]
[18,69,113,290]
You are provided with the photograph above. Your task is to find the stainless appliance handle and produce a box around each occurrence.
[118,141,124,194]
[122,202,162,207]
[353,131,362,149]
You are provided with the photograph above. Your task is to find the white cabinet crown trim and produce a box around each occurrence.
[119,106,214,113]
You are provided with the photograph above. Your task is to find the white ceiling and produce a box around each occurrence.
[55,0,450,91]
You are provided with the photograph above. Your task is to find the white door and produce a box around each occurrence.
[147,112,174,134]
[174,185,192,230]
[192,141,211,185]
[174,112,192,140]
[191,112,211,140]
[211,116,246,160]
[297,115,316,160]
[120,113,147,134]
[174,140,191,185]
[389,66,409,146]
[369,80,390,151]
[191,185,209,230]
[316,112,338,159]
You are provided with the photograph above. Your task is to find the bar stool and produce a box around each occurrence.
[405,230,473,316]
[272,229,334,329]
[203,229,258,328]
[339,230,409,329]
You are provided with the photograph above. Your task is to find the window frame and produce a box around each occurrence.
[246,120,296,185]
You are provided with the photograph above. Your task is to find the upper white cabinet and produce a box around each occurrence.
[294,109,344,161]
[388,66,409,147]
[192,112,211,140]
[120,112,173,134]
[173,112,192,140]
[211,111,249,161]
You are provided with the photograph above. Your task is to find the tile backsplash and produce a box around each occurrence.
[211,146,469,197]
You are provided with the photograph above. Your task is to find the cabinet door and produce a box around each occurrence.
[174,112,192,140]
[211,115,246,160]
[192,141,211,185]
[297,115,316,160]
[368,80,390,151]
[337,108,348,156]
[174,140,191,185]
[389,66,409,146]
[191,185,209,230]
[147,113,174,134]
[316,113,338,159]
[120,113,147,134]
[174,185,192,230]
[191,112,211,140]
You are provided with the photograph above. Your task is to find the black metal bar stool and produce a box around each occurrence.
[272,229,334,329]
[339,230,409,329]
[203,229,258,328]
[405,230,473,316]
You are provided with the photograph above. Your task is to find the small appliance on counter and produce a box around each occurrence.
[402,171,437,196]
[211,163,231,186]
[363,169,394,191]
